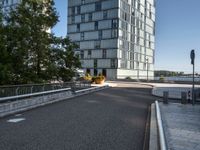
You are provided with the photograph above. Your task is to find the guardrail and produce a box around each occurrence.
[0,81,91,98]
[0,85,109,117]
[0,88,71,103]
[75,85,109,94]
[155,101,167,150]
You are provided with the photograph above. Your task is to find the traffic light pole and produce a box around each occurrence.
[190,49,195,105]
[192,61,195,105]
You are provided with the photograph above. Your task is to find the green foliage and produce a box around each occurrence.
[155,70,184,77]
[159,75,165,82]
[54,37,81,82]
[84,73,92,81]
[0,1,81,85]
[93,73,105,84]
[125,76,132,80]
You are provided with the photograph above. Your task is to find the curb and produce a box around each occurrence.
[149,103,159,150]
[155,101,167,150]
[0,85,109,118]
[149,101,167,150]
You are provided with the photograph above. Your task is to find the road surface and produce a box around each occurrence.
[0,82,155,150]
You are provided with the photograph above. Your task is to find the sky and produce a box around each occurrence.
[52,0,200,73]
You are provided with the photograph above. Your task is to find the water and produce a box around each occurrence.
[154,76,200,82]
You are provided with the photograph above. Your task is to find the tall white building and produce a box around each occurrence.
[68,0,155,80]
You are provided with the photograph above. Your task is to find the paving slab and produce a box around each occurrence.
[159,103,200,150]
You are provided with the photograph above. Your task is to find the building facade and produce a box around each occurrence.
[74,0,155,79]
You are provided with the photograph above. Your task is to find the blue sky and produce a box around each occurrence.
[53,0,200,73]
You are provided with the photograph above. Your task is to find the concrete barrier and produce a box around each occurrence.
[0,89,73,117]
[0,85,109,117]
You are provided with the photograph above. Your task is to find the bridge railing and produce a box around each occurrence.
[0,81,91,98]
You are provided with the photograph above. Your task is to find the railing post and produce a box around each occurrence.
[15,87,19,96]
[31,86,33,94]
[42,85,45,92]
[163,91,168,104]
[181,92,187,104]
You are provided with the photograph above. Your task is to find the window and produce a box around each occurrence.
[71,7,75,15]
[77,6,81,14]
[112,19,118,28]
[102,49,107,58]
[88,50,91,56]
[71,16,75,23]
[86,69,90,74]
[98,30,102,39]
[94,69,98,76]
[102,69,107,77]
[94,41,101,49]
[81,0,85,4]
[103,11,108,19]
[111,29,118,38]
[81,32,84,40]
[88,13,92,21]
[81,14,85,22]
[95,2,101,11]
[95,21,98,30]
[77,24,80,32]
[80,50,84,59]
[111,59,116,68]
[94,59,97,68]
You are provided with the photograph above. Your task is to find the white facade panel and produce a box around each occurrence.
[80,22,95,31]
[98,59,110,68]
[68,33,80,41]
[101,39,117,49]
[93,12,103,21]
[68,25,77,33]
[91,50,102,58]
[102,0,118,10]
[83,60,93,68]
[80,41,94,49]
[102,30,112,39]
[98,20,112,30]
[84,31,99,40]
[81,4,95,13]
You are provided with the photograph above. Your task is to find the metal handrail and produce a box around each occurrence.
[0,81,91,98]
[75,86,99,93]
[155,101,167,150]
[0,88,71,102]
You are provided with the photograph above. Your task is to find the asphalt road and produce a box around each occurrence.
[0,82,156,150]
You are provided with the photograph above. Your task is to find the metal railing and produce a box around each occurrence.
[0,88,71,103]
[155,101,167,150]
[0,81,91,98]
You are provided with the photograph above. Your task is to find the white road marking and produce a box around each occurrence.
[7,118,25,123]
[15,114,22,117]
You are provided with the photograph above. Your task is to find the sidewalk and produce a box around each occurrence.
[160,103,200,150]
[141,82,200,99]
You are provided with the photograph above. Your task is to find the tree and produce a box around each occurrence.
[0,1,81,85]
[5,0,59,83]
[0,9,13,85]
[54,37,81,82]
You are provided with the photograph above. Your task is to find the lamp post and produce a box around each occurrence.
[146,58,149,82]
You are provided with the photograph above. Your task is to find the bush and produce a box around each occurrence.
[94,73,105,84]
[159,75,165,82]
[125,76,132,80]
[84,73,92,81]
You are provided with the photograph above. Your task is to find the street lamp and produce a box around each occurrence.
[146,58,149,82]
